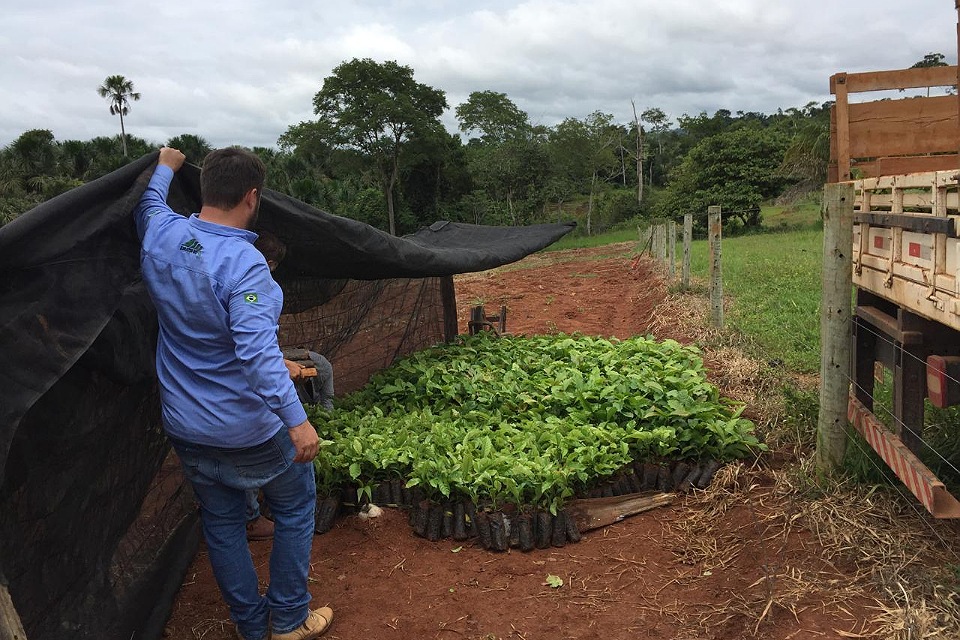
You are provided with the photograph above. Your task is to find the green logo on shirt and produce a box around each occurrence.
[244,293,259,304]
[179,238,204,256]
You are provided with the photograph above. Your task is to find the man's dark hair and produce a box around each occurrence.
[254,229,287,264]
[200,147,266,209]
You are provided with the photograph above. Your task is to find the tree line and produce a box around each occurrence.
[0,59,832,234]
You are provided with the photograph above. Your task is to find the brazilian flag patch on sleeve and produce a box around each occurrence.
[243,292,259,304]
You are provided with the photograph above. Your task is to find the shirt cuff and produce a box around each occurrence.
[154,163,175,181]
[277,400,308,428]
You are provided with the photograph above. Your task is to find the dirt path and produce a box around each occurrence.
[164,245,881,640]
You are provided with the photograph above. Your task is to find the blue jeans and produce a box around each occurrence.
[171,428,317,640]
[294,352,335,410]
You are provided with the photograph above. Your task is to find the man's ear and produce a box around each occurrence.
[244,188,259,210]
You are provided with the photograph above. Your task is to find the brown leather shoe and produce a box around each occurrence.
[272,607,334,640]
[246,516,274,541]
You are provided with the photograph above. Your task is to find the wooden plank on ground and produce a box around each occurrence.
[565,492,674,532]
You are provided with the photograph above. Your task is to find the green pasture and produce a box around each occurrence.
[687,228,824,373]
[549,203,826,373]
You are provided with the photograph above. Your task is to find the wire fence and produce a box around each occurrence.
[847,319,960,480]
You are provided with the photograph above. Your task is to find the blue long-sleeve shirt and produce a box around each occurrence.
[134,164,307,447]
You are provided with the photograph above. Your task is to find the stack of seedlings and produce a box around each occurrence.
[309,332,762,548]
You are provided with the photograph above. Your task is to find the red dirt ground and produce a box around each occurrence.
[164,244,880,640]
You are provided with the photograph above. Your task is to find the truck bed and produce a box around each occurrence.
[852,170,960,332]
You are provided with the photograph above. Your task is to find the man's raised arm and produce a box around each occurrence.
[133,147,186,240]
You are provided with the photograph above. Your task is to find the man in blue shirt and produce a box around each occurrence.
[135,147,333,640]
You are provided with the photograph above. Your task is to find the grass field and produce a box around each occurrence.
[687,228,824,373]
[549,203,826,373]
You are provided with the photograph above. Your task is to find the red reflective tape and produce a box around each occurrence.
[874,235,885,249]
[909,242,922,258]
[848,395,954,515]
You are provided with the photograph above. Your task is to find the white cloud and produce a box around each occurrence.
[0,0,956,148]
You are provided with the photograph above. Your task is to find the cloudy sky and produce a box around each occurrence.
[1,0,957,149]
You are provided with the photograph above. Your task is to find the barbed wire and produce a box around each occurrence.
[637,207,762,226]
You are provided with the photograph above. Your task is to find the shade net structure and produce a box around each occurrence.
[0,152,574,640]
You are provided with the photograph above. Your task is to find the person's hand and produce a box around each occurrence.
[158,147,186,172]
[284,359,306,382]
[288,420,319,463]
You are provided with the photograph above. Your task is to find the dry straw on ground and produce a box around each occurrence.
[780,461,960,639]
[667,462,883,637]
[651,272,960,639]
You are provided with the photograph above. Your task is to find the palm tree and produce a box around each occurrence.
[97,75,141,156]
[166,134,212,165]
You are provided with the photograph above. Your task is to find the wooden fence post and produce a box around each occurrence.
[637,225,652,256]
[816,183,855,472]
[439,275,459,342]
[682,213,692,291]
[667,220,677,278]
[656,225,663,264]
[708,206,723,327]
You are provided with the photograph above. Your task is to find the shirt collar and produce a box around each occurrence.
[188,214,258,243]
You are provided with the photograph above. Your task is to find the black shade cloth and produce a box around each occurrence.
[0,151,574,483]
[0,151,573,639]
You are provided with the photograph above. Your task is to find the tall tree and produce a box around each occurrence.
[166,134,212,166]
[9,129,58,181]
[911,52,948,68]
[303,58,447,235]
[456,91,544,225]
[548,112,621,235]
[97,75,141,157]
[676,109,734,149]
[399,129,471,227]
[640,107,671,185]
[455,91,530,144]
[466,137,549,226]
[777,101,832,189]
[631,101,644,204]
[660,125,790,230]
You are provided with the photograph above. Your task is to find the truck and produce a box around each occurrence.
[829,0,960,517]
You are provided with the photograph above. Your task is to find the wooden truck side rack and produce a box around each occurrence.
[830,65,960,182]
[829,0,960,518]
